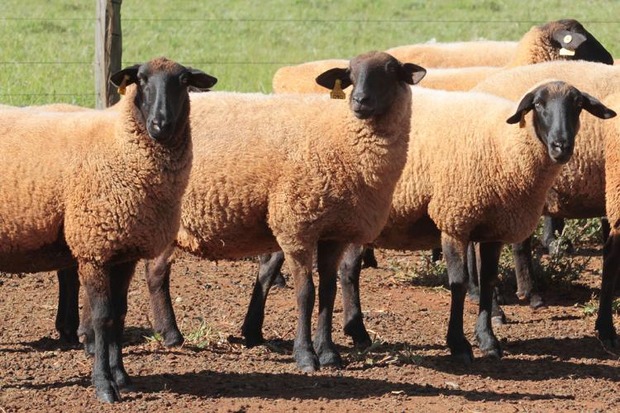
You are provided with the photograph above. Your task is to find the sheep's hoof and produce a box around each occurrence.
[344,323,372,350]
[95,380,121,403]
[294,349,320,373]
[478,339,503,359]
[351,333,372,350]
[162,330,184,348]
[528,294,545,310]
[449,340,474,364]
[243,332,265,348]
[59,330,81,346]
[316,346,342,368]
[112,369,132,390]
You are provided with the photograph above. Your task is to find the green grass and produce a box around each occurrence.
[0,1,618,106]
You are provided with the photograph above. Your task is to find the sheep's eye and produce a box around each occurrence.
[138,74,147,85]
[180,73,189,85]
[534,101,543,110]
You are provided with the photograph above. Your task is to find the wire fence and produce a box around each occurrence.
[1,14,618,105]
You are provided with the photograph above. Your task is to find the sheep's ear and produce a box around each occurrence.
[553,30,587,54]
[316,68,352,90]
[506,92,535,124]
[581,92,617,119]
[110,64,141,88]
[186,68,218,90]
[400,63,427,85]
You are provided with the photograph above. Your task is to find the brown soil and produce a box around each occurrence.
[1,247,619,412]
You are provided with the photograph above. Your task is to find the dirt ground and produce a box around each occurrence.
[1,245,619,412]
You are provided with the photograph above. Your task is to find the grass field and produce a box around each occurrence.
[0,0,618,106]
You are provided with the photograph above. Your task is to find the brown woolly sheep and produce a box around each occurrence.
[240,82,616,361]
[0,57,216,403]
[470,61,620,309]
[73,51,426,373]
[420,19,613,91]
[598,92,620,347]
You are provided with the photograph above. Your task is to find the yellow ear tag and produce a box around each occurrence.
[330,79,346,100]
[563,34,573,44]
[559,47,575,56]
[519,112,526,128]
[118,74,129,95]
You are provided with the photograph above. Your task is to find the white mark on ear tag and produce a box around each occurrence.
[330,79,346,100]
[559,48,576,56]
[563,34,573,44]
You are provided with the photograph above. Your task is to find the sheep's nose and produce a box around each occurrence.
[352,95,370,106]
[148,117,172,140]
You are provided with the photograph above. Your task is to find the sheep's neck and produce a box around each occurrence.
[497,121,563,204]
[348,85,412,189]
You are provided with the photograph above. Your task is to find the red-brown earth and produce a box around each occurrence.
[1,245,619,412]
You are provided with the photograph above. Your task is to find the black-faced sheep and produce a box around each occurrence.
[470,61,620,309]
[419,19,613,91]
[73,51,425,373]
[0,57,217,403]
[240,82,617,360]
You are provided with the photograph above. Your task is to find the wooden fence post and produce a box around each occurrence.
[94,0,122,109]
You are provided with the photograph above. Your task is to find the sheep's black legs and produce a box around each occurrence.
[475,242,503,358]
[80,261,120,403]
[361,247,378,268]
[442,234,473,363]
[542,216,570,255]
[339,244,372,348]
[466,242,480,303]
[596,233,620,347]
[241,251,285,347]
[285,248,318,372]
[512,237,544,308]
[108,261,136,389]
[314,241,347,367]
[143,247,183,348]
[56,267,80,344]
[467,242,505,324]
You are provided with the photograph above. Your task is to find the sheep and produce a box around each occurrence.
[419,19,613,91]
[385,40,518,68]
[238,81,616,360]
[598,92,620,347]
[72,51,426,373]
[0,57,217,403]
[272,58,348,94]
[470,61,620,309]
[270,41,515,94]
[271,19,612,96]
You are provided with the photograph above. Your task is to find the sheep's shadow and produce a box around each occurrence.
[3,370,573,403]
[425,337,619,381]
[11,326,157,353]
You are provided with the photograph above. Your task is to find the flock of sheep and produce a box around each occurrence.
[1,18,620,403]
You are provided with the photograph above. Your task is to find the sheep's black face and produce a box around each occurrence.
[110,58,217,143]
[506,81,616,164]
[315,51,426,120]
[548,19,614,65]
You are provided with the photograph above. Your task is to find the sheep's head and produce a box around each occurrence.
[506,80,616,164]
[315,51,426,119]
[537,19,613,65]
[110,57,217,142]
